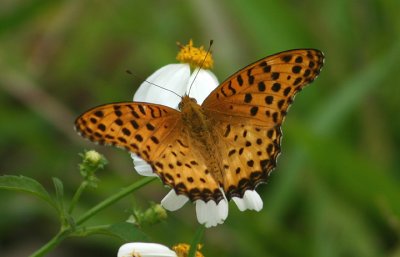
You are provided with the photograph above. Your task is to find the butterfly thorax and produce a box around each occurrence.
[179,95,224,184]
[179,96,209,135]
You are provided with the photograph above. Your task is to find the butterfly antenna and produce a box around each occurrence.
[126,70,182,99]
[188,40,214,96]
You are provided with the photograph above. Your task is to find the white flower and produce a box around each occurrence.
[131,40,263,228]
[232,190,263,211]
[118,242,177,257]
[118,242,204,257]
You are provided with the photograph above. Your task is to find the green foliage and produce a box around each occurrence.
[127,203,168,227]
[0,175,56,210]
[0,153,156,256]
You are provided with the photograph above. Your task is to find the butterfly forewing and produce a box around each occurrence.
[75,102,181,161]
[202,49,324,198]
[202,49,324,125]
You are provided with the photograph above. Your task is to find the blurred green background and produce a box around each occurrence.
[1,0,399,256]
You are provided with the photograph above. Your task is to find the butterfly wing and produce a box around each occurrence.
[151,127,224,202]
[75,102,222,201]
[75,102,180,157]
[202,49,324,198]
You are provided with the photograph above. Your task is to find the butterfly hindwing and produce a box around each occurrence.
[213,121,282,199]
[152,130,223,202]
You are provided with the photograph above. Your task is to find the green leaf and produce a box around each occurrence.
[52,177,64,211]
[0,175,56,210]
[52,177,71,227]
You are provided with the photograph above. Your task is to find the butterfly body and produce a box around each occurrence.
[179,95,225,185]
[75,49,324,203]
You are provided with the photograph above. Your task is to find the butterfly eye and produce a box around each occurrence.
[190,98,197,104]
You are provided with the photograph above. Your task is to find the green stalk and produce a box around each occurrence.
[29,177,156,257]
[29,230,67,257]
[188,226,205,257]
[76,176,156,225]
[68,181,88,214]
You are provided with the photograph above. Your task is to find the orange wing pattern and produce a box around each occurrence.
[75,102,222,201]
[202,49,324,198]
[75,102,180,158]
[75,49,324,203]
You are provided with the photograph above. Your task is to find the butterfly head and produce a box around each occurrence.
[178,95,198,111]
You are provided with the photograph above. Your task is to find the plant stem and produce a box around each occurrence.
[29,230,67,257]
[76,176,157,225]
[68,180,88,214]
[188,225,205,257]
[70,224,111,237]
[29,177,156,257]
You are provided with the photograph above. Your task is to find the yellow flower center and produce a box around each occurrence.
[172,243,204,257]
[176,40,213,70]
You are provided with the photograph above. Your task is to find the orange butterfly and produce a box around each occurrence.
[75,49,324,205]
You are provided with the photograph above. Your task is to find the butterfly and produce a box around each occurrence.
[75,49,324,203]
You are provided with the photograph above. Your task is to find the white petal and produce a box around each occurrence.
[243,190,263,211]
[130,64,190,171]
[134,64,190,109]
[201,200,218,228]
[195,200,207,224]
[118,242,177,257]
[195,197,229,228]
[232,197,247,211]
[232,190,263,212]
[216,188,228,223]
[161,190,189,211]
[131,153,156,177]
[187,68,219,104]
[216,198,229,222]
